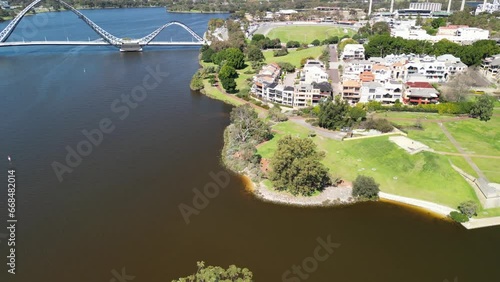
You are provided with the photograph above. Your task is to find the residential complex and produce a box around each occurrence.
[251,60,333,109]
[390,21,490,44]
[341,52,467,105]
[341,44,365,61]
[475,0,500,15]
[481,54,500,82]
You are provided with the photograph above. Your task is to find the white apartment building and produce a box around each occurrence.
[392,25,490,44]
[359,80,404,104]
[343,60,373,81]
[341,44,365,61]
[475,0,500,15]
[301,60,329,84]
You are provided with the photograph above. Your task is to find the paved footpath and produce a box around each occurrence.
[379,192,456,217]
[462,216,500,229]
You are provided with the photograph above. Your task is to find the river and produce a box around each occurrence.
[0,7,499,282]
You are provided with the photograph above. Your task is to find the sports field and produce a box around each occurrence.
[266,25,355,44]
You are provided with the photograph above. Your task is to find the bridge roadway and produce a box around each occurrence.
[0,41,205,48]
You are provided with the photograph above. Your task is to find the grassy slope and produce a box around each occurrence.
[257,121,500,217]
[266,26,355,44]
[263,46,323,68]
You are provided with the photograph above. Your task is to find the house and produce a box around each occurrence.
[343,59,372,80]
[360,80,403,104]
[251,63,281,99]
[341,44,365,61]
[359,71,375,82]
[404,82,439,104]
[481,54,500,81]
[0,1,9,9]
[342,80,361,104]
[302,60,329,84]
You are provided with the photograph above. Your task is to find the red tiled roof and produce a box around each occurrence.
[406,82,434,88]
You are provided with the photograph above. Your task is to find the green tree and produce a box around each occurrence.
[352,175,380,200]
[431,18,446,29]
[470,95,494,121]
[218,64,238,92]
[318,96,351,130]
[286,40,301,48]
[349,106,366,122]
[247,45,264,62]
[251,33,265,42]
[189,70,204,91]
[372,22,390,35]
[224,47,246,69]
[270,135,331,196]
[311,39,321,46]
[172,261,253,282]
[458,200,478,218]
[277,62,295,72]
[201,48,215,63]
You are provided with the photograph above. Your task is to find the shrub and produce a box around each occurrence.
[273,47,289,57]
[458,201,478,218]
[269,106,288,122]
[286,40,300,48]
[189,70,204,91]
[352,175,380,200]
[449,211,469,223]
[277,62,295,72]
[363,118,393,133]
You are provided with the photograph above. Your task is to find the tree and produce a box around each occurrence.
[431,18,446,29]
[372,22,390,35]
[251,33,265,42]
[352,175,380,200]
[277,62,295,72]
[268,106,288,122]
[201,48,215,62]
[311,39,321,46]
[218,64,238,92]
[270,135,331,196]
[318,96,351,130]
[286,40,301,48]
[224,47,246,69]
[247,45,264,62]
[189,70,204,91]
[300,56,314,67]
[172,261,253,282]
[349,106,366,122]
[229,104,270,143]
[458,201,478,218]
[470,95,494,121]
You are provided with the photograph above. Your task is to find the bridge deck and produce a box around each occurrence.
[0,41,204,47]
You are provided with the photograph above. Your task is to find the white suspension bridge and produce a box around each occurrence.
[0,0,208,51]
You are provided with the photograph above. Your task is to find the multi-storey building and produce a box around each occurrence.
[409,2,442,12]
[341,44,365,61]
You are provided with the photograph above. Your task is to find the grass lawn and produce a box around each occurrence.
[202,80,245,107]
[258,121,481,209]
[266,26,355,44]
[407,123,458,153]
[263,46,324,68]
[372,111,448,121]
[473,157,500,183]
[445,118,500,156]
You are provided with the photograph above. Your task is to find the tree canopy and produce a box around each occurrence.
[270,135,331,196]
[172,261,253,282]
[352,175,380,200]
[470,95,494,122]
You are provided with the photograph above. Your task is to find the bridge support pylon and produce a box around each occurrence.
[119,41,143,52]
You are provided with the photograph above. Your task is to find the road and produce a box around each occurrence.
[327,44,342,94]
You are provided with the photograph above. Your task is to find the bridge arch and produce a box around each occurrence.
[0,0,123,46]
[138,21,205,45]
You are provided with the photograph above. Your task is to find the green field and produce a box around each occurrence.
[257,120,500,217]
[445,118,500,156]
[263,46,323,67]
[266,26,355,44]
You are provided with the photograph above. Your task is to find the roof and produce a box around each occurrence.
[362,82,382,88]
[343,80,361,87]
[312,81,333,92]
[406,82,434,88]
[373,64,389,71]
[407,88,438,98]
